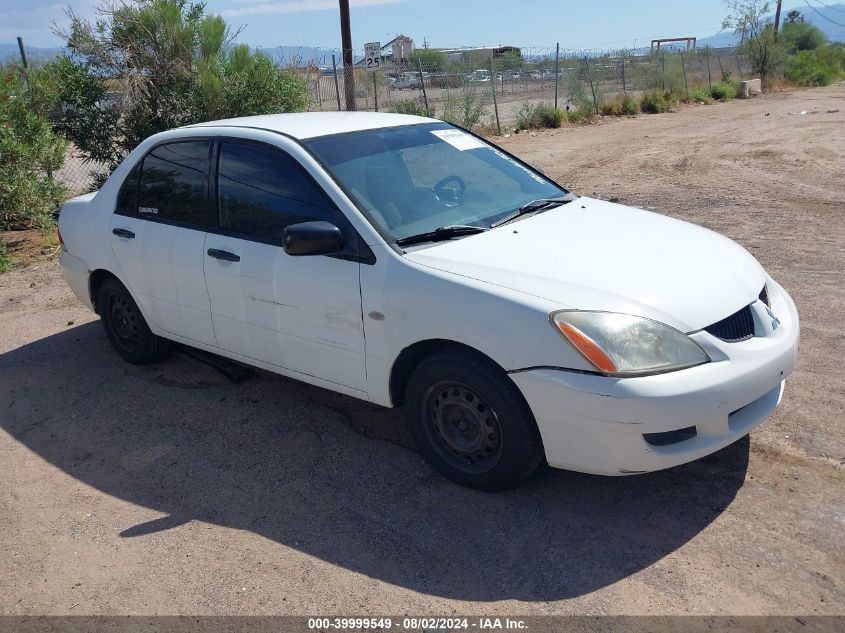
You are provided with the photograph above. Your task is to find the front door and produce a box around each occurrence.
[202,138,367,392]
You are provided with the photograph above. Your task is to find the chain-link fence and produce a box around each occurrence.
[294,46,750,131]
[50,45,750,198]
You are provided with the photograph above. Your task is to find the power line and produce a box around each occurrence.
[802,0,845,27]
[807,0,845,15]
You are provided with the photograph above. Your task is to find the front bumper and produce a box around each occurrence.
[510,279,799,475]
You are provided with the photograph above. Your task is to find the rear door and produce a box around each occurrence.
[109,139,217,347]
[203,137,367,392]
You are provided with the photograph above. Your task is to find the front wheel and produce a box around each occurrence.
[404,348,544,491]
[97,277,171,365]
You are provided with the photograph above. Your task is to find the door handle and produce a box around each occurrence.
[112,228,135,239]
[207,248,240,262]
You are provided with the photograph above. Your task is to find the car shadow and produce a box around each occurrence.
[0,322,749,601]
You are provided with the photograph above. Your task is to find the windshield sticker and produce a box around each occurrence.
[431,129,487,151]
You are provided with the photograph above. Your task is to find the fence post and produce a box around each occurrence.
[661,53,666,91]
[332,54,342,110]
[621,57,626,93]
[680,51,689,98]
[373,71,378,112]
[16,37,29,89]
[717,55,725,80]
[489,57,501,135]
[706,48,712,90]
[584,57,598,114]
[554,43,560,109]
[417,59,429,114]
[736,53,744,80]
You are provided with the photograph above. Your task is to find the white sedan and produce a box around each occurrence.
[58,112,799,490]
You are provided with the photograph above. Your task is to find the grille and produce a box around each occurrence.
[759,284,770,307]
[704,304,755,342]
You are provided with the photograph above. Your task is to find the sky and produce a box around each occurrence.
[1,0,813,51]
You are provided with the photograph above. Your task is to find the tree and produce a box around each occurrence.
[408,49,447,72]
[780,21,827,52]
[493,50,523,71]
[0,68,67,229]
[51,0,310,174]
[723,1,787,86]
[722,0,772,42]
[741,25,788,86]
[785,9,802,24]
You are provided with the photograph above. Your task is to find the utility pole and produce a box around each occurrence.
[773,0,783,39]
[338,0,355,111]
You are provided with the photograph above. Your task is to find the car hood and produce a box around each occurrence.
[404,197,766,332]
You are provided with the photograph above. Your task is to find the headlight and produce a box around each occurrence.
[550,311,710,376]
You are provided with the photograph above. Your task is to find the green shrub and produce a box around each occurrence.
[709,81,738,100]
[391,99,433,117]
[439,86,488,131]
[0,69,67,230]
[599,95,640,116]
[639,90,675,114]
[621,95,640,115]
[0,241,13,274]
[691,88,713,104]
[536,104,565,127]
[50,0,311,175]
[599,99,622,116]
[561,102,594,123]
[516,103,566,129]
[785,46,845,86]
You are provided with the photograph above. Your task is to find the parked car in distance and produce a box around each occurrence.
[58,112,799,491]
[391,73,422,90]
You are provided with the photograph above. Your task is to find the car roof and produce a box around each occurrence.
[185,111,439,140]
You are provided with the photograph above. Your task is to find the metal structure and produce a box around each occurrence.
[651,37,696,51]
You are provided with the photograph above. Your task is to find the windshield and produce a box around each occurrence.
[304,122,568,242]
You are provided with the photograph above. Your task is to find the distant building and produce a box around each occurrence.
[355,35,415,68]
[389,35,414,65]
[440,46,521,65]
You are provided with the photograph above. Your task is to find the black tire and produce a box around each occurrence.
[404,348,544,491]
[97,276,171,365]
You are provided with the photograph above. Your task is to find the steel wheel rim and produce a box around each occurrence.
[424,381,503,474]
[107,293,139,353]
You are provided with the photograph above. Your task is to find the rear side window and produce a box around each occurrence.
[217,141,339,242]
[116,164,140,215]
[135,140,210,227]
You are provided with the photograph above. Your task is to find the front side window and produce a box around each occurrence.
[136,140,210,227]
[304,122,567,241]
[217,141,339,242]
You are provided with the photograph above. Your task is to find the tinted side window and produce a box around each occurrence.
[218,141,338,241]
[116,164,140,215]
[137,140,210,227]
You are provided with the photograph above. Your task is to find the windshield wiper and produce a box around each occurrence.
[395,224,488,247]
[490,194,577,228]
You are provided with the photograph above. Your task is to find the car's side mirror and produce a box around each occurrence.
[283,221,343,257]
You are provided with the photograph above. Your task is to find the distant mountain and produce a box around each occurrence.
[3,3,843,65]
[0,43,63,65]
[256,46,341,67]
[0,43,349,68]
[698,2,845,48]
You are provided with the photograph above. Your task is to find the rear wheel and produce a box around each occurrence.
[404,348,544,491]
[97,277,171,365]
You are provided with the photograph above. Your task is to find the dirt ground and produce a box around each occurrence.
[1,85,843,616]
